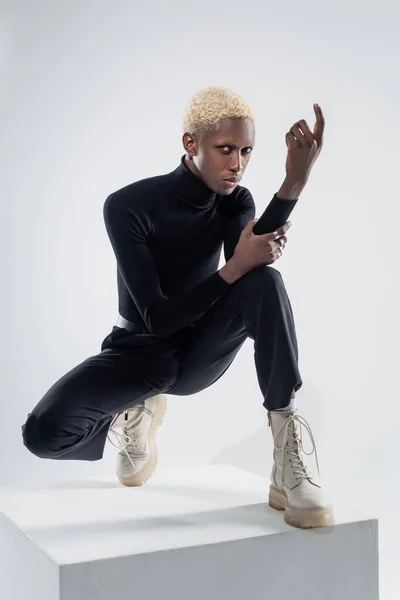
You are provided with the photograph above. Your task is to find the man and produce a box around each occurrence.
[22,87,333,530]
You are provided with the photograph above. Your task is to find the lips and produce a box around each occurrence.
[225,177,239,183]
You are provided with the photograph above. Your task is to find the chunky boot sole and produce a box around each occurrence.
[117,394,167,487]
[269,484,335,529]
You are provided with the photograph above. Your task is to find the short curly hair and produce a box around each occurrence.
[182,86,255,142]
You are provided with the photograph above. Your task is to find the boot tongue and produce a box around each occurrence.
[288,419,313,481]
[288,418,301,454]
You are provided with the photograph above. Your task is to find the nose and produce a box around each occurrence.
[229,152,243,173]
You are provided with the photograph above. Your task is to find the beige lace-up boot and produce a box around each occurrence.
[108,394,167,486]
[268,410,334,528]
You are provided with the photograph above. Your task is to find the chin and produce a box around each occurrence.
[220,186,236,196]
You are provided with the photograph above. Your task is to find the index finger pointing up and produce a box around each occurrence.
[313,104,325,145]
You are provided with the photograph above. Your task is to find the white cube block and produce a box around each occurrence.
[0,464,379,599]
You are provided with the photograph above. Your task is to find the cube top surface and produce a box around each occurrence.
[0,464,375,565]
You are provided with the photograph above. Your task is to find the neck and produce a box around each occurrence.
[168,154,217,211]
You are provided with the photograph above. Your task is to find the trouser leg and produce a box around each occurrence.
[167,265,302,411]
[240,266,302,410]
[21,362,156,461]
[21,327,179,461]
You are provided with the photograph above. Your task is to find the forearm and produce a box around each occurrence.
[218,259,244,284]
[276,177,306,201]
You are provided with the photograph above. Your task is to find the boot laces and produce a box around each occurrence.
[107,408,150,470]
[273,414,320,481]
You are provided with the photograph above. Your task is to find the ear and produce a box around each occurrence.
[182,132,200,158]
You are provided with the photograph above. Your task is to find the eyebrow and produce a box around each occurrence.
[216,142,254,148]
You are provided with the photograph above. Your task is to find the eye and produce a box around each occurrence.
[218,146,253,153]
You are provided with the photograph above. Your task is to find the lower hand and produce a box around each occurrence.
[233,219,292,274]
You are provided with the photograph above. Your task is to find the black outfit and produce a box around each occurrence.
[22,155,301,461]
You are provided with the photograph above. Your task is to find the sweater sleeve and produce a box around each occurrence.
[103,194,230,338]
[252,192,298,236]
[223,189,298,262]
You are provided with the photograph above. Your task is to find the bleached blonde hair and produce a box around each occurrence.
[182,86,255,142]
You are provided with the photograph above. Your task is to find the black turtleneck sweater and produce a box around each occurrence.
[103,155,297,339]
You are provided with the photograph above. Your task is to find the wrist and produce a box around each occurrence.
[277,178,306,201]
[218,258,244,284]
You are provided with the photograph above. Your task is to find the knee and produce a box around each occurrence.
[21,411,57,458]
[243,265,283,288]
[263,265,283,282]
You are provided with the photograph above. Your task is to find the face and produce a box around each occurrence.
[182,117,255,195]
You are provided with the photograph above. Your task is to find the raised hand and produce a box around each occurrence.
[284,104,325,185]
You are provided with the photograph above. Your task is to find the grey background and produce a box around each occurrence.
[1,0,399,597]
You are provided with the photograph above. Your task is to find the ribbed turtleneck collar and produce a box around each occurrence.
[168,154,217,210]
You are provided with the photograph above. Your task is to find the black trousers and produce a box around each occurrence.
[21,266,302,461]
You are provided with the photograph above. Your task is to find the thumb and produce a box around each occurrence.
[244,218,258,233]
[246,218,258,236]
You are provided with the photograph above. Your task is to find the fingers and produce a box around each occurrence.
[270,221,292,241]
[314,103,324,126]
[276,236,286,252]
[276,239,286,259]
[271,234,287,247]
[313,104,325,146]
[274,231,288,259]
[278,235,287,247]
[288,104,324,148]
[291,122,313,146]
